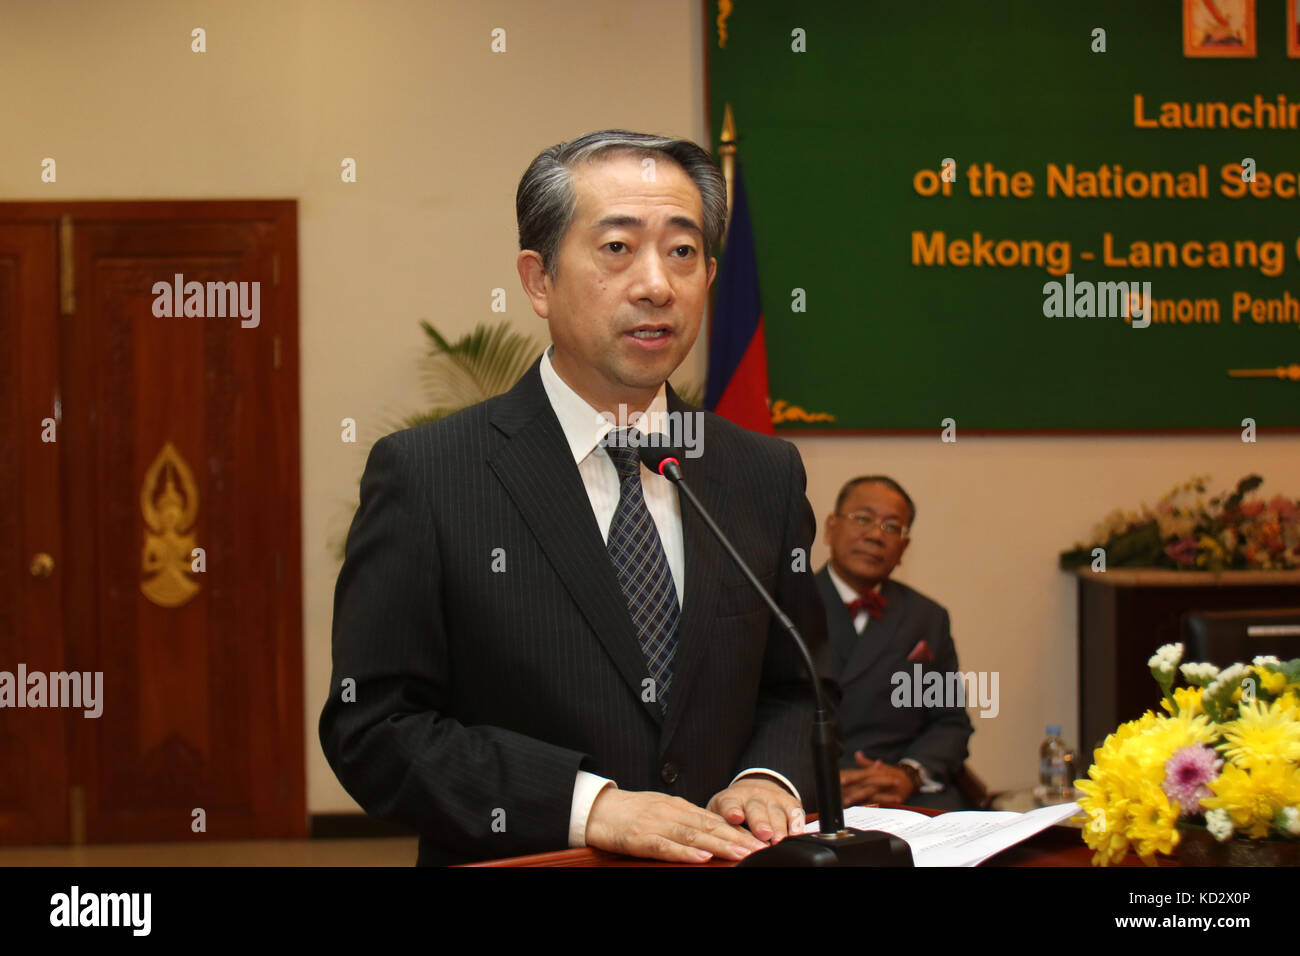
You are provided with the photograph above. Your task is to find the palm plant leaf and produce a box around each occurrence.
[417,320,543,409]
[340,321,546,561]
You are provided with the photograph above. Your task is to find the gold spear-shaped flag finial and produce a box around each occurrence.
[719,103,738,242]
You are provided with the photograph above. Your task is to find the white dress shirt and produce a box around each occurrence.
[539,348,686,603]
[825,562,879,635]
[537,349,800,846]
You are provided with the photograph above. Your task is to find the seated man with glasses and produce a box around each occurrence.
[815,476,974,811]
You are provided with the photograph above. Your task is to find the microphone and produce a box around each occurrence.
[638,443,913,867]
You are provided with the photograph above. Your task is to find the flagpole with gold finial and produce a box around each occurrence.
[719,103,737,245]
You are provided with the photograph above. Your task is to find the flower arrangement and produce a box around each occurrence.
[1075,644,1300,865]
[1059,474,1300,571]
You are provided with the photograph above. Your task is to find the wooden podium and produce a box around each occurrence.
[461,804,1158,867]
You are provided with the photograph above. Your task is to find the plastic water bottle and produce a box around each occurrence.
[1038,725,1071,804]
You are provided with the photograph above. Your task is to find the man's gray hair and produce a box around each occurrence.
[516,129,727,277]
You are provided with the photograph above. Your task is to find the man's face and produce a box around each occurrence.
[518,151,717,412]
[825,482,912,591]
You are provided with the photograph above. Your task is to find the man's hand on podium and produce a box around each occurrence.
[707,776,803,844]
[585,788,769,863]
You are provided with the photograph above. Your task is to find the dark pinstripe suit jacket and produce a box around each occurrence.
[814,567,972,789]
[319,359,835,865]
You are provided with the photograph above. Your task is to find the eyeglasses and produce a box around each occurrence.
[836,511,909,537]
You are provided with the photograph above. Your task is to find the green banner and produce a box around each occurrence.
[708,0,1300,430]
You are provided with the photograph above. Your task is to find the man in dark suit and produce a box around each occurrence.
[319,130,834,865]
[814,476,974,811]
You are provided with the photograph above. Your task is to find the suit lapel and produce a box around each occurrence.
[815,567,859,672]
[659,393,724,745]
[487,360,663,726]
[838,579,908,686]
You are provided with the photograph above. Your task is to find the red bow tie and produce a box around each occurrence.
[845,590,887,620]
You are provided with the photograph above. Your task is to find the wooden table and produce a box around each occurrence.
[462,803,1168,867]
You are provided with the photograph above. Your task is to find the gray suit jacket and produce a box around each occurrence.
[319,359,835,865]
[815,567,972,790]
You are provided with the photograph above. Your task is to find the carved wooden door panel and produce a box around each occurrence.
[0,202,304,845]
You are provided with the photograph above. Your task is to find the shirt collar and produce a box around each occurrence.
[538,346,669,466]
[826,561,883,603]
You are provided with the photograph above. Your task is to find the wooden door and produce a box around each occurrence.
[0,202,305,844]
[0,221,69,844]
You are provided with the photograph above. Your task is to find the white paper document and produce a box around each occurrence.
[801,802,1081,866]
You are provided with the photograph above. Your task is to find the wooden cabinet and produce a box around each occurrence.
[1073,567,1300,755]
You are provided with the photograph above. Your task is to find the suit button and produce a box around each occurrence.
[660,762,680,785]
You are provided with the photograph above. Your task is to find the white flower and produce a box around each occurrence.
[1252,655,1281,668]
[1205,809,1235,842]
[1148,643,1184,675]
[1180,662,1220,686]
[1205,663,1248,698]
[1280,807,1300,837]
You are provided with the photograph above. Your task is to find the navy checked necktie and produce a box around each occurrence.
[603,432,679,711]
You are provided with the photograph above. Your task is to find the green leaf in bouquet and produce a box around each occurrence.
[1058,546,1094,570]
[1203,666,1250,723]
[1105,521,1165,567]
[1223,474,1264,514]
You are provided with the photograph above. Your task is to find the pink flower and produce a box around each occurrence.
[1164,537,1199,566]
[1163,745,1221,815]
[1270,495,1297,520]
[1240,500,1266,518]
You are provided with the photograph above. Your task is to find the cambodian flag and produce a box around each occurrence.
[705,164,774,435]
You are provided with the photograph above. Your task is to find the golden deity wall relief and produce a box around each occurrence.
[140,442,201,609]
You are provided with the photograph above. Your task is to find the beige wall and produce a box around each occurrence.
[5,1,1295,815]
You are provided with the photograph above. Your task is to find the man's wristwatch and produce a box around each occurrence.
[900,763,923,793]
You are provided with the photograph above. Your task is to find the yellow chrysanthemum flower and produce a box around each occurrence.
[1119,711,1218,789]
[1154,708,1217,747]
[1256,669,1287,696]
[1076,773,1132,866]
[1125,781,1180,864]
[1201,760,1300,839]
[1219,697,1300,770]
[1077,710,1216,865]
[1160,686,1204,717]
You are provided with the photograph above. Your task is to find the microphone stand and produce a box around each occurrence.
[642,447,912,867]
